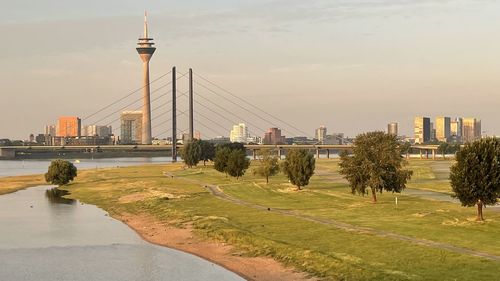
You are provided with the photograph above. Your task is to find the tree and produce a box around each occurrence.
[282,149,315,190]
[339,131,412,203]
[226,149,250,179]
[199,140,216,166]
[399,141,412,159]
[253,148,280,183]
[45,159,77,186]
[180,139,202,168]
[450,138,500,221]
[214,146,231,176]
[438,142,450,159]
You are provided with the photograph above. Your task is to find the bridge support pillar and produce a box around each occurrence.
[316,149,320,159]
[426,149,429,159]
[326,149,330,159]
[432,149,436,160]
[277,148,281,159]
[252,149,256,160]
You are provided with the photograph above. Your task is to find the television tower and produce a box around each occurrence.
[136,12,156,145]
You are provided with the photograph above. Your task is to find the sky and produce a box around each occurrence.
[1,0,500,139]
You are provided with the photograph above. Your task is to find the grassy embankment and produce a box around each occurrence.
[0,174,45,195]
[1,159,498,280]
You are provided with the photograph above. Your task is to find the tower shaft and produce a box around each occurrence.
[141,60,152,144]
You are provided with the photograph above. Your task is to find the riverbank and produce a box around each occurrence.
[2,160,500,280]
[120,213,314,281]
[0,174,44,195]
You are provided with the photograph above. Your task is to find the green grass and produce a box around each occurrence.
[42,160,499,281]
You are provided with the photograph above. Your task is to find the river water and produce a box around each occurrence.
[0,157,175,177]
[0,159,244,281]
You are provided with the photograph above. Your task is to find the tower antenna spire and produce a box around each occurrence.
[144,11,148,38]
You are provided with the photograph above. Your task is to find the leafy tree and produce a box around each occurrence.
[226,149,250,179]
[339,131,413,203]
[214,146,231,176]
[399,141,412,159]
[180,139,202,168]
[438,142,450,159]
[199,140,216,166]
[217,142,245,152]
[45,159,77,186]
[450,138,500,221]
[282,149,315,190]
[253,148,280,183]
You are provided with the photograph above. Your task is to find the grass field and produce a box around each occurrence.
[1,159,499,280]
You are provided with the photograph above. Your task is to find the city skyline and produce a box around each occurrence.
[1,1,500,139]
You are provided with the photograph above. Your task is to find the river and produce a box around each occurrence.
[0,158,244,281]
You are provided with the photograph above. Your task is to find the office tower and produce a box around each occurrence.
[263,128,285,145]
[387,122,398,136]
[315,125,327,143]
[462,118,481,142]
[120,111,143,144]
[414,117,430,144]
[435,117,451,142]
[136,12,156,145]
[44,125,56,136]
[82,125,113,137]
[450,118,463,137]
[230,123,250,143]
[57,116,81,137]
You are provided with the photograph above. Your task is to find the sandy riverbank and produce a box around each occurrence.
[118,213,316,281]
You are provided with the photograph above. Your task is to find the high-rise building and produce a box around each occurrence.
[136,12,156,145]
[435,117,451,142]
[120,111,143,144]
[462,118,481,143]
[230,123,250,143]
[44,125,56,136]
[57,116,81,137]
[450,118,463,137]
[315,126,327,143]
[387,122,398,136]
[414,117,431,144]
[82,125,112,137]
[263,128,285,145]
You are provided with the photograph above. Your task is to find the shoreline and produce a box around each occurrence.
[0,185,315,281]
[117,213,316,281]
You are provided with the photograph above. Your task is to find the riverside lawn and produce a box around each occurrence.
[1,159,499,280]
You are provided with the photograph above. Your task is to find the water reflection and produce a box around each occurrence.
[45,188,76,205]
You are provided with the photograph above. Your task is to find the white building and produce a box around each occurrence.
[230,123,250,143]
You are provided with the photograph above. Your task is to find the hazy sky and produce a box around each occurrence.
[1,0,500,139]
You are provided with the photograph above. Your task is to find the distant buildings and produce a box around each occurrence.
[387,122,398,136]
[450,118,463,141]
[230,123,250,143]
[44,125,56,137]
[82,125,112,137]
[435,117,451,142]
[263,128,286,145]
[324,133,344,145]
[412,116,481,144]
[315,126,327,144]
[57,116,81,137]
[462,118,482,143]
[120,111,143,144]
[414,117,431,144]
